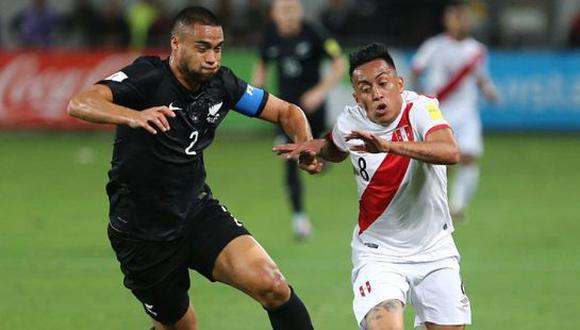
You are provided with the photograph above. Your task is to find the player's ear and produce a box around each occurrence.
[352,92,359,105]
[170,34,179,51]
[397,76,405,93]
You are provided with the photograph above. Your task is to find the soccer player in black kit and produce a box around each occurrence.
[67,6,318,330]
[252,0,345,240]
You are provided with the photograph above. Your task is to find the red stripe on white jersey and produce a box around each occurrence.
[357,102,414,234]
[436,49,484,102]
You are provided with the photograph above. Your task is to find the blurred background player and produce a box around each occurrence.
[252,0,345,240]
[411,0,498,222]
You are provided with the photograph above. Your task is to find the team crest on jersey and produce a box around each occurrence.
[393,125,414,142]
[206,101,223,123]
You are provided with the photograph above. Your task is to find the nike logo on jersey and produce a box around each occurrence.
[208,102,223,116]
[168,102,183,111]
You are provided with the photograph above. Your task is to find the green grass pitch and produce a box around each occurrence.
[1,132,579,329]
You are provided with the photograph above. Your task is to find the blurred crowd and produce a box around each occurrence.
[2,0,580,50]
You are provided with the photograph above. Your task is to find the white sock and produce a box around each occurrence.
[450,164,480,212]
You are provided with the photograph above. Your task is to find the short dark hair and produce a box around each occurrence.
[446,0,468,9]
[349,43,396,79]
[172,6,221,35]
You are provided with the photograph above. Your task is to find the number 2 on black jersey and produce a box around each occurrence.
[185,130,199,155]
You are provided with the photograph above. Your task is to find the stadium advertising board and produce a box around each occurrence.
[481,51,580,131]
[0,51,165,130]
[1,50,579,131]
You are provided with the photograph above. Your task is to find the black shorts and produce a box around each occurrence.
[107,198,250,324]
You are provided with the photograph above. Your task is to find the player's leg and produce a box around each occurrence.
[362,299,405,330]
[189,199,313,329]
[352,261,408,330]
[286,157,312,239]
[212,235,313,329]
[288,106,326,239]
[107,225,198,329]
[410,257,471,329]
[276,127,311,240]
[150,304,197,330]
[424,322,465,330]
[449,118,483,222]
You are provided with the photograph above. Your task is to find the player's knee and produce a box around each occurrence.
[252,265,290,309]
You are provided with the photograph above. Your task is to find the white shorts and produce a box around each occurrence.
[446,113,483,157]
[352,256,471,329]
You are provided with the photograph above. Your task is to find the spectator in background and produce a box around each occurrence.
[63,0,101,48]
[230,0,267,46]
[146,0,172,48]
[568,11,580,48]
[215,0,234,38]
[10,0,60,48]
[320,0,351,41]
[127,0,158,49]
[411,0,498,222]
[252,0,346,240]
[100,0,130,49]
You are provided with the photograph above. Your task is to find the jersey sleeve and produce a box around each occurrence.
[475,45,491,82]
[311,23,342,59]
[411,38,437,74]
[221,67,269,117]
[411,98,451,141]
[97,57,161,109]
[330,110,350,152]
[258,25,276,62]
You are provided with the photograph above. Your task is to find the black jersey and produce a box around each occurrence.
[98,56,268,241]
[259,22,341,103]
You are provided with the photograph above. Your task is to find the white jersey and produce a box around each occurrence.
[331,91,459,263]
[411,34,490,123]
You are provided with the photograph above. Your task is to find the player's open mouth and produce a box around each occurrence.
[375,103,388,115]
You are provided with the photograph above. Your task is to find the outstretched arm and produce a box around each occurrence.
[259,93,311,143]
[477,76,499,102]
[347,128,459,165]
[67,84,175,135]
[251,59,268,88]
[273,135,349,174]
[259,94,325,173]
[274,137,348,161]
[301,55,346,113]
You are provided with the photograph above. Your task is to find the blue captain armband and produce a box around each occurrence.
[234,84,268,117]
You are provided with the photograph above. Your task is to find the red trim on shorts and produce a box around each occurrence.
[436,50,484,102]
[425,124,451,139]
[357,102,414,234]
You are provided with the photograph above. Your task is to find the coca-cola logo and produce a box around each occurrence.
[0,53,136,122]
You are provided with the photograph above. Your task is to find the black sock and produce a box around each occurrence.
[266,286,314,330]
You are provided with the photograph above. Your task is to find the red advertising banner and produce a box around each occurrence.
[0,50,167,130]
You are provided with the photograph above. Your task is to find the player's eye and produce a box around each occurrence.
[196,45,209,52]
[359,84,371,93]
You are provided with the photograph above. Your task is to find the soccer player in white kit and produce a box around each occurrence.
[411,0,498,221]
[274,43,471,329]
